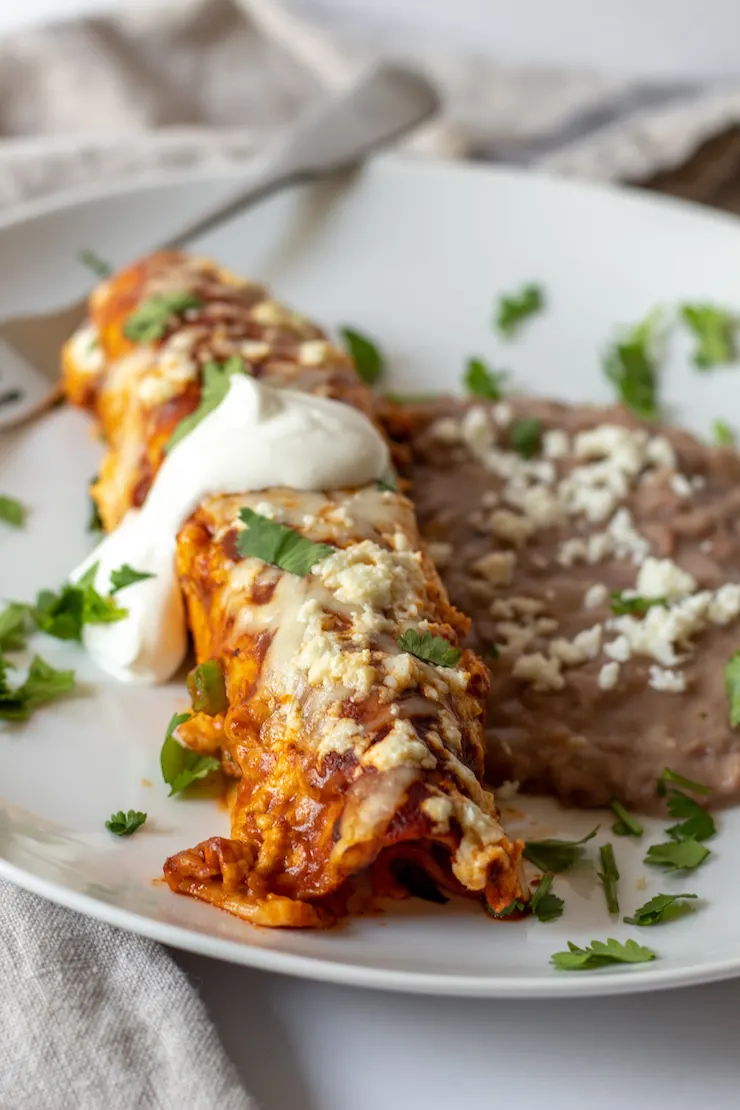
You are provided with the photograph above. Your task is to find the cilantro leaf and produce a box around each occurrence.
[0,603,33,654]
[523,827,599,873]
[509,418,542,459]
[644,837,710,872]
[604,311,662,420]
[123,291,202,344]
[463,357,507,400]
[236,509,333,576]
[657,767,712,796]
[610,799,644,837]
[610,592,667,617]
[726,652,740,728]
[0,655,75,721]
[376,476,397,493]
[105,809,147,837]
[530,873,564,922]
[551,937,656,971]
[496,283,545,337]
[340,327,384,385]
[397,628,461,668]
[34,564,127,641]
[597,842,620,915]
[160,711,220,796]
[713,419,736,446]
[0,495,26,528]
[681,303,737,369]
[78,249,112,279]
[665,790,716,842]
[166,357,245,453]
[186,659,228,716]
[109,565,155,594]
[623,892,697,927]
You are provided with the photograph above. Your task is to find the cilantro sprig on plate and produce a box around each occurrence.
[109,565,155,594]
[34,563,127,641]
[160,712,220,797]
[523,827,598,873]
[610,799,643,838]
[530,873,564,923]
[624,892,697,927]
[0,495,26,528]
[680,303,737,369]
[0,654,75,721]
[495,283,545,337]
[551,938,656,972]
[463,357,507,400]
[105,810,147,837]
[604,310,662,420]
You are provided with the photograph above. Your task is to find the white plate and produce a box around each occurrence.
[2,156,740,999]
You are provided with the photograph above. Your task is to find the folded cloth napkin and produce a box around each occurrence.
[3,2,740,1107]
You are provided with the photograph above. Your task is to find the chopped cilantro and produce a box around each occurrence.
[644,837,710,872]
[656,767,712,796]
[681,303,737,369]
[376,476,397,493]
[610,799,644,837]
[610,592,667,617]
[0,655,75,721]
[664,790,716,843]
[166,357,245,453]
[509,417,542,459]
[530,873,564,923]
[523,827,598,873]
[486,898,528,919]
[236,509,334,576]
[713,419,736,446]
[496,283,545,337]
[105,810,147,837]
[396,629,461,668]
[597,842,620,915]
[463,357,507,400]
[551,938,656,971]
[340,327,384,385]
[33,563,127,642]
[78,249,112,278]
[160,711,220,796]
[186,660,228,716]
[0,495,26,528]
[0,603,32,654]
[604,310,662,420]
[726,652,740,728]
[123,291,202,344]
[623,892,697,927]
[109,565,155,594]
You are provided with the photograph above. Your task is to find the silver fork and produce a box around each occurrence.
[0,62,439,433]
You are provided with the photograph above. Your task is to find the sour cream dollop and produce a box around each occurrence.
[73,375,390,684]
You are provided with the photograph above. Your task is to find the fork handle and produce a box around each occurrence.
[163,62,438,252]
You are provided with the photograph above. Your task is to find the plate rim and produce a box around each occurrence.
[4,153,740,999]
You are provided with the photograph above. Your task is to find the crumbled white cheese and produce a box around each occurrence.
[670,473,692,498]
[645,436,676,469]
[298,339,332,366]
[542,429,570,459]
[493,402,512,428]
[69,324,105,375]
[584,583,609,608]
[649,665,686,693]
[421,794,454,828]
[316,540,425,616]
[472,550,516,586]
[512,652,565,691]
[598,661,620,690]
[295,599,376,695]
[636,557,696,600]
[708,583,740,625]
[608,508,650,563]
[240,340,270,361]
[317,717,365,758]
[251,299,295,326]
[362,719,436,772]
[604,635,631,663]
[424,541,453,568]
[428,417,462,444]
[488,510,535,548]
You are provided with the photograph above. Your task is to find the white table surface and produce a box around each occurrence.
[4,3,740,1107]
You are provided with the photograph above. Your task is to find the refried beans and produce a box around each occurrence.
[386,395,740,813]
